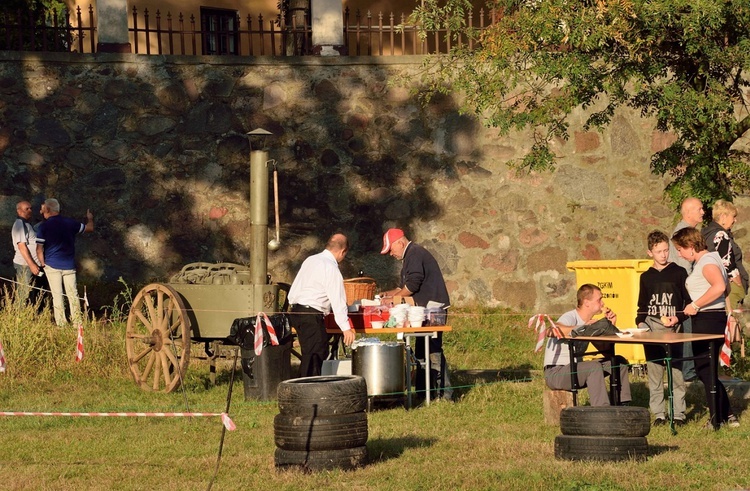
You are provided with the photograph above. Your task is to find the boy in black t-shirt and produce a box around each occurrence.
[636,230,691,426]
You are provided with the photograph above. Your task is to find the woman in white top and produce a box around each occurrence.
[672,227,735,428]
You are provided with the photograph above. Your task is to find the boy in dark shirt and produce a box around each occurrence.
[636,230,691,426]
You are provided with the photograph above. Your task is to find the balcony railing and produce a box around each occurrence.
[1,4,499,57]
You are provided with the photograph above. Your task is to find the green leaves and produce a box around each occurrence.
[409,0,750,204]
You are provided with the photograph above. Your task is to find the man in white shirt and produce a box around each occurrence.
[544,284,631,406]
[11,200,41,304]
[288,233,356,377]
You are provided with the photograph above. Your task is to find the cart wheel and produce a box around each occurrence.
[126,283,192,393]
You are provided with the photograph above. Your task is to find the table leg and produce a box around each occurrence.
[406,341,413,410]
[609,353,621,406]
[709,339,720,430]
[665,344,676,434]
[567,341,578,406]
[425,334,431,406]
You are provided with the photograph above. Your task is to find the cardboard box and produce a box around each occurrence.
[322,359,352,375]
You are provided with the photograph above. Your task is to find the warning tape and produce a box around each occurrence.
[0,411,237,430]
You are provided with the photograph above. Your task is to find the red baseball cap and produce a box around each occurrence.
[380,228,405,254]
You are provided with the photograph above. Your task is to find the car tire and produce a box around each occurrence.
[560,406,650,437]
[277,375,368,416]
[274,445,368,471]
[554,435,648,461]
[274,412,368,451]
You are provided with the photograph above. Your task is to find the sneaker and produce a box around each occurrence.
[653,418,667,427]
[674,419,686,427]
[727,415,740,428]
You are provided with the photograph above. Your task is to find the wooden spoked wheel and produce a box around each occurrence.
[126,283,191,393]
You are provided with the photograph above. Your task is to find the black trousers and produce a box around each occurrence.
[692,310,731,424]
[290,305,327,377]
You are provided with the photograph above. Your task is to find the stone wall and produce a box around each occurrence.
[1,51,748,315]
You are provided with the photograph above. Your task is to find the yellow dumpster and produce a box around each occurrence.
[566,259,653,365]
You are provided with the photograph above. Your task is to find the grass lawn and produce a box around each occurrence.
[1,304,750,490]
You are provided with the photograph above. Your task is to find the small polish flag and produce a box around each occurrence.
[719,317,733,367]
[0,340,6,373]
[221,413,236,431]
[75,324,84,362]
[253,315,264,356]
[258,312,279,346]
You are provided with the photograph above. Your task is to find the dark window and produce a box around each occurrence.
[200,7,239,55]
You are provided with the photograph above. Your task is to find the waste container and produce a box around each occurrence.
[566,260,652,364]
[229,315,293,401]
[241,340,292,400]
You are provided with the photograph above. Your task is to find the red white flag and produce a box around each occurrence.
[0,340,6,373]
[253,314,264,356]
[529,314,546,352]
[528,314,561,352]
[719,317,733,367]
[75,324,84,362]
[254,312,280,356]
[258,312,279,346]
[221,413,237,431]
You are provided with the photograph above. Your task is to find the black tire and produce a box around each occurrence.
[274,445,368,471]
[554,435,648,461]
[560,406,650,437]
[277,376,368,416]
[274,412,369,451]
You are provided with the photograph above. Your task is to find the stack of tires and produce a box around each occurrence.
[274,375,369,471]
[555,406,650,461]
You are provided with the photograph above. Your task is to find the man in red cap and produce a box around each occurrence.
[380,228,452,401]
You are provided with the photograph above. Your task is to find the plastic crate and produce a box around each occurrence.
[566,259,653,364]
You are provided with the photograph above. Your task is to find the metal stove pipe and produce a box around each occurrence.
[249,134,270,286]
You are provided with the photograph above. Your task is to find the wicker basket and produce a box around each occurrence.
[343,277,377,305]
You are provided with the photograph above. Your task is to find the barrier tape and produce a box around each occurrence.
[0,411,237,430]
[254,311,279,356]
[75,323,84,362]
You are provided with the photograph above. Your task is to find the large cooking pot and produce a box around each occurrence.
[352,342,405,396]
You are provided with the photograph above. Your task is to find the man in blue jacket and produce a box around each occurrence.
[36,198,94,326]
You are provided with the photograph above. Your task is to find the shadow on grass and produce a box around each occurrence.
[366,436,438,463]
[647,444,680,457]
[451,366,535,398]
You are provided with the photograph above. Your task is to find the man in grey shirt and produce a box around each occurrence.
[668,197,705,380]
[11,200,41,304]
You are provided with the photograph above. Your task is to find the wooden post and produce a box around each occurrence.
[543,390,574,425]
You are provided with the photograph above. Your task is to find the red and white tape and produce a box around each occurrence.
[528,314,560,352]
[254,311,280,356]
[0,411,237,430]
[75,324,84,362]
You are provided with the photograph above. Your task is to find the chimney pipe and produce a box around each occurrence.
[248,128,273,285]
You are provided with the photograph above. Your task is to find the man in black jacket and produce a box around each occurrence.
[379,228,452,401]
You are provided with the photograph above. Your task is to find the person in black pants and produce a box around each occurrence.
[379,228,452,401]
[672,227,738,428]
[287,233,355,377]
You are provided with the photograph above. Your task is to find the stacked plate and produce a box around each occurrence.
[408,306,426,327]
[389,304,410,327]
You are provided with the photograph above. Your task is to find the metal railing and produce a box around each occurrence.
[0,5,96,53]
[0,4,499,57]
